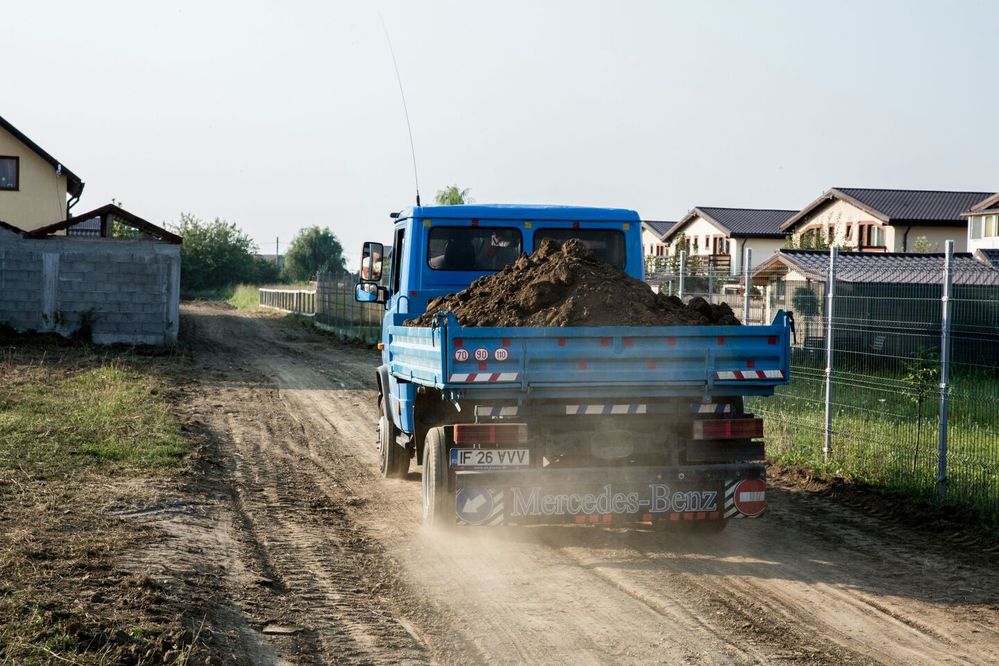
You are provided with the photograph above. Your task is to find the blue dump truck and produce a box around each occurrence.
[355,205,790,529]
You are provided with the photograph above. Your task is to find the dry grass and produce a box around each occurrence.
[0,342,210,665]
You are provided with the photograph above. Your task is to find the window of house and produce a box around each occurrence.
[970,216,983,239]
[0,157,18,190]
[871,225,885,247]
[845,224,853,241]
[692,236,699,252]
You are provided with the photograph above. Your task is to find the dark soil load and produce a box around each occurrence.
[406,238,741,327]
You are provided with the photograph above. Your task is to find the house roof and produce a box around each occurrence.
[0,114,84,198]
[976,249,999,270]
[26,204,182,244]
[664,207,796,241]
[963,192,999,215]
[641,220,676,238]
[781,188,994,231]
[752,249,999,286]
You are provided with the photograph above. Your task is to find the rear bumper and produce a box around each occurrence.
[450,463,766,526]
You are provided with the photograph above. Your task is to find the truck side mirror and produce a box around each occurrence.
[360,241,385,283]
[355,283,387,304]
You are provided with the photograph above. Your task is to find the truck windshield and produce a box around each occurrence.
[427,227,522,271]
[533,228,626,268]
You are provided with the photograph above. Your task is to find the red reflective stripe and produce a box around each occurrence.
[501,338,510,347]
[642,513,653,523]
[647,360,656,369]
[696,512,706,520]
[666,337,677,346]
[557,338,566,346]
[746,359,756,368]
[709,511,720,520]
[489,373,500,381]
[623,337,633,347]
[471,219,479,226]
[768,336,778,345]
[454,338,464,347]
[478,361,487,371]
[572,221,580,229]
[717,336,726,345]
[578,361,588,369]
[600,337,610,346]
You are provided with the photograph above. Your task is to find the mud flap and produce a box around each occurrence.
[452,464,765,526]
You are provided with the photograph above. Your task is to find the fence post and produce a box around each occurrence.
[707,265,714,304]
[823,245,838,462]
[937,240,954,499]
[742,247,752,324]
[678,251,686,299]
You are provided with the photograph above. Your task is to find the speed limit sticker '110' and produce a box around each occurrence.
[453,348,469,362]
[494,348,509,361]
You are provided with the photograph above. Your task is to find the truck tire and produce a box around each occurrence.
[378,398,409,478]
[421,426,450,528]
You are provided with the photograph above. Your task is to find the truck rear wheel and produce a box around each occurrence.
[378,398,409,478]
[422,426,450,528]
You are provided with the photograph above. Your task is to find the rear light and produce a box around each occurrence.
[692,418,763,440]
[453,423,528,444]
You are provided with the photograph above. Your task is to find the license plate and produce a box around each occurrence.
[450,448,530,469]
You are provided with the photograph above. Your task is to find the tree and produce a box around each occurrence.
[435,185,472,205]
[283,226,346,281]
[912,235,936,253]
[171,213,260,290]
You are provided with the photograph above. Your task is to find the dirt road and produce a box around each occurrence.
[162,303,999,664]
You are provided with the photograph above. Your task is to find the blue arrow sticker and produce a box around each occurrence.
[455,488,494,525]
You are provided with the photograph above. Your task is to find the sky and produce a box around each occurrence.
[3,1,997,267]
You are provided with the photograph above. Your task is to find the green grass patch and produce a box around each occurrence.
[181,283,315,310]
[749,357,999,524]
[0,356,189,477]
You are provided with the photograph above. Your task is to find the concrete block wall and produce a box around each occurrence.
[0,233,180,345]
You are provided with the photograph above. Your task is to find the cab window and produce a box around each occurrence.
[426,227,522,271]
[533,228,626,268]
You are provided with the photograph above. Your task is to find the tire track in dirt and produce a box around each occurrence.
[181,303,999,665]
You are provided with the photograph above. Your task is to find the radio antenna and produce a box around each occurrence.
[377,11,422,207]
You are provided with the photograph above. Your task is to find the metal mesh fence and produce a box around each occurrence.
[645,256,767,325]
[314,271,382,344]
[740,248,999,522]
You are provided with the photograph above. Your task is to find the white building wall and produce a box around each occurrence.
[966,213,999,253]
[737,237,786,274]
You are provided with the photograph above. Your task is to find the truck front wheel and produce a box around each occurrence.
[422,427,450,528]
[378,398,409,478]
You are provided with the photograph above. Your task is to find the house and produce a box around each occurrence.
[641,220,676,258]
[780,188,993,254]
[961,192,999,254]
[751,249,999,365]
[661,207,796,275]
[0,114,85,232]
[0,113,182,344]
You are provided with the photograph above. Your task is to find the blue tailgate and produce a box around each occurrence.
[387,311,791,400]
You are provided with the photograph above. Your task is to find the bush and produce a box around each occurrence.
[171,213,262,291]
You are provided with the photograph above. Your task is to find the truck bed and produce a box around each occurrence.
[387,311,792,400]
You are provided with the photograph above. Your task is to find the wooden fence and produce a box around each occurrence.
[259,288,316,315]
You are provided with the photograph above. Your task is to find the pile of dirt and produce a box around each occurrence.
[406,238,740,327]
